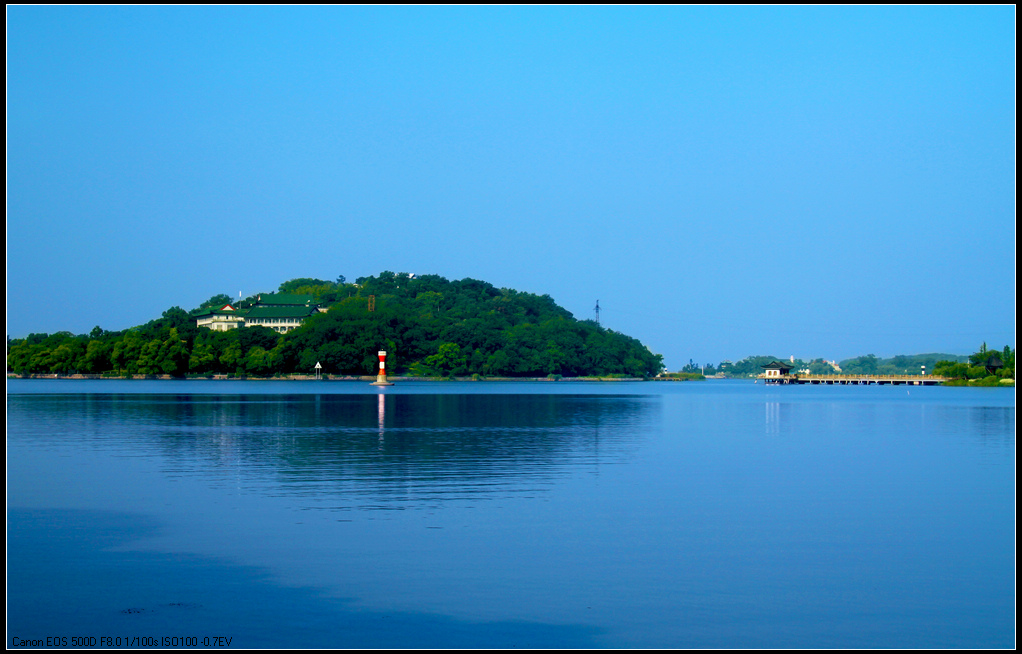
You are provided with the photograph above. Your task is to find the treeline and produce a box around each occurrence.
[932,343,1015,385]
[838,352,971,375]
[7,273,664,378]
[687,355,841,378]
[682,347,1012,381]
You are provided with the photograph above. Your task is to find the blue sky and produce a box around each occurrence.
[7,6,1015,369]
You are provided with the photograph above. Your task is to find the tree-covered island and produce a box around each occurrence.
[7,273,665,379]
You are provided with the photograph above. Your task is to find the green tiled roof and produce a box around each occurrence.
[244,305,317,319]
[193,305,241,318]
[196,296,319,329]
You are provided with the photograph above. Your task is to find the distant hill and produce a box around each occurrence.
[278,272,664,377]
[838,353,968,375]
[7,272,665,378]
[710,352,971,378]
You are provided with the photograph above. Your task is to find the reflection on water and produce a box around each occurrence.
[8,393,657,510]
[764,401,783,436]
[7,506,604,649]
[6,382,1014,648]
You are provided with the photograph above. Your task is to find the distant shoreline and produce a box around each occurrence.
[7,373,653,382]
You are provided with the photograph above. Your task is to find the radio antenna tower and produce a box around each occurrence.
[594,300,601,326]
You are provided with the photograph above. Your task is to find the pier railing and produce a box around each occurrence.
[758,373,947,385]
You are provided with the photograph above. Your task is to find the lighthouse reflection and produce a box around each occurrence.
[378,391,386,446]
[18,392,657,510]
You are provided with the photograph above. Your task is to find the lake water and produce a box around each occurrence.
[7,379,1015,648]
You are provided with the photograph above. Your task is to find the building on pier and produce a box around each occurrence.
[761,361,794,381]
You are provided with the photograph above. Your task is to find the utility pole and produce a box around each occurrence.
[594,300,600,326]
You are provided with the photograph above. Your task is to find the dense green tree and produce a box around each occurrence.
[279,278,330,292]
[157,328,190,376]
[188,342,217,374]
[484,349,512,376]
[277,278,337,299]
[416,291,444,317]
[135,339,162,375]
[968,342,991,365]
[8,272,666,378]
[238,325,280,353]
[424,342,468,376]
[199,294,233,310]
[111,331,145,374]
[842,354,880,375]
[243,346,273,376]
[958,343,1015,379]
[933,361,970,379]
[82,339,113,373]
[1001,345,1015,378]
[805,358,837,375]
[711,355,781,378]
[46,340,85,374]
[219,341,243,373]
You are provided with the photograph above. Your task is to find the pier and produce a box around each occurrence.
[758,373,946,386]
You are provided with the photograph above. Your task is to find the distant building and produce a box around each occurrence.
[194,294,325,334]
[194,304,245,332]
[980,355,1004,376]
[761,361,793,379]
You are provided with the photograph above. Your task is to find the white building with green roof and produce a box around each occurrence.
[194,298,323,334]
[194,304,246,332]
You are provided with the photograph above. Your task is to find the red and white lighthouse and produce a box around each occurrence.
[371,350,394,386]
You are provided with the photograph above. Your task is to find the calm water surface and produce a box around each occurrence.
[7,379,1015,648]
